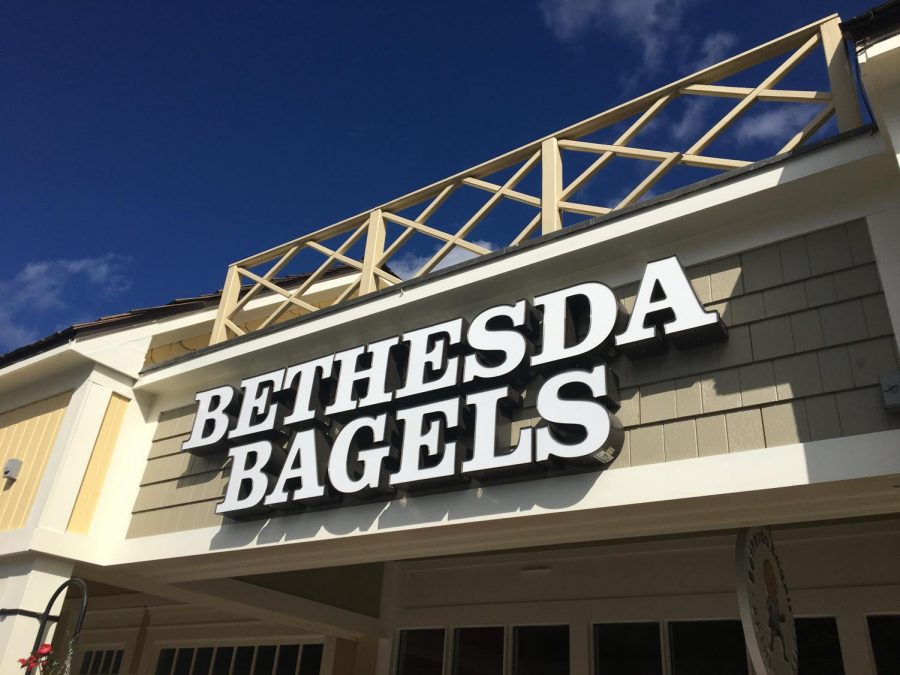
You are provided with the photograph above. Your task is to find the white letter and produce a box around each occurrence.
[283,355,334,427]
[531,282,619,367]
[182,385,239,454]
[216,441,276,516]
[462,386,532,475]
[535,366,623,465]
[326,336,400,416]
[229,369,285,440]
[390,397,461,487]
[463,301,533,383]
[264,430,328,506]
[328,415,394,495]
[396,319,464,399]
[616,256,723,355]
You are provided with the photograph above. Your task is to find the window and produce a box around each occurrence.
[868,615,900,675]
[396,629,444,675]
[669,620,748,675]
[594,622,663,675]
[796,617,844,675]
[79,649,124,675]
[453,627,503,675]
[512,625,569,675]
[154,643,322,675]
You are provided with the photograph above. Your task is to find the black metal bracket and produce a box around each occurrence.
[22,577,88,675]
[0,609,60,622]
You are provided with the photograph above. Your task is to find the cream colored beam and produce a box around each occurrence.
[681,83,831,102]
[209,265,242,345]
[222,318,247,336]
[381,212,490,255]
[687,34,821,156]
[510,212,542,246]
[418,153,540,276]
[560,95,672,201]
[374,184,458,281]
[557,201,611,217]
[229,244,301,317]
[617,152,682,209]
[278,224,367,303]
[360,210,386,295]
[780,104,835,153]
[680,154,750,170]
[460,178,542,207]
[560,140,748,172]
[819,17,863,132]
[541,137,563,234]
[559,138,672,161]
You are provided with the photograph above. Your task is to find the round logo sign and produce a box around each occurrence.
[736,526,798,675]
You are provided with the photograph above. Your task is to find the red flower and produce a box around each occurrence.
[17,658,27,668]
[36,645,52,657]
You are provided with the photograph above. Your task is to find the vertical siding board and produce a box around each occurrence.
[68,394,130,534]
[0,393,71,531]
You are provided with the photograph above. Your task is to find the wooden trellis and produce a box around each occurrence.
[210,15,861,345]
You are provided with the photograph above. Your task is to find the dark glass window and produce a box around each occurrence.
[669,620,748,675]
[396,629,445,675]
[796,617,843,675]
[868,615,900,675]
[513,625,569,675]
[299,643,324,675]
[155,649,175,675]
[192,647,213,675]
[253,646,276,675]
[173,649,194,675]
[594,622,662,675]
[80,650,126,675]
[233,647,255,675]
[153,643,318,675]
[276,645,300,675]
[212,648,234,675]
[453,626,503,675]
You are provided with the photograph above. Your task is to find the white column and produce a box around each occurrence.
[858,33,900,171]
[859,34,900,355]
[867,208,900,354]
[0,555,74,675]
[835,614,876,675]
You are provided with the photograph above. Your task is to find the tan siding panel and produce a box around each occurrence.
[129,222,900,536]
[67,394,130,534]
[152,406,196,441]
[0,392,71,531]
[148,432,190,459]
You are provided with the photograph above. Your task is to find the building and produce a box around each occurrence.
[1,7,900,675]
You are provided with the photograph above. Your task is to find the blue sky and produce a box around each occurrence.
[0,0,874,353]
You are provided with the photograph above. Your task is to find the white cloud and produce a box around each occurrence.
[389,240,495,280]
[539,0,686,72]
[669,96,715,143]
[0,253,132,352]
[734,106,818,145]
[693,31,738,70]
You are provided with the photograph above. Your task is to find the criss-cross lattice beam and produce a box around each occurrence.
[414,151,541,278]
[209,15,862,346]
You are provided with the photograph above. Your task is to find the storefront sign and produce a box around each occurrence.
[736,526,798,675]
[182,256,726,517]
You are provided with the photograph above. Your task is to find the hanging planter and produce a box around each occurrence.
[8,578,89,675]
